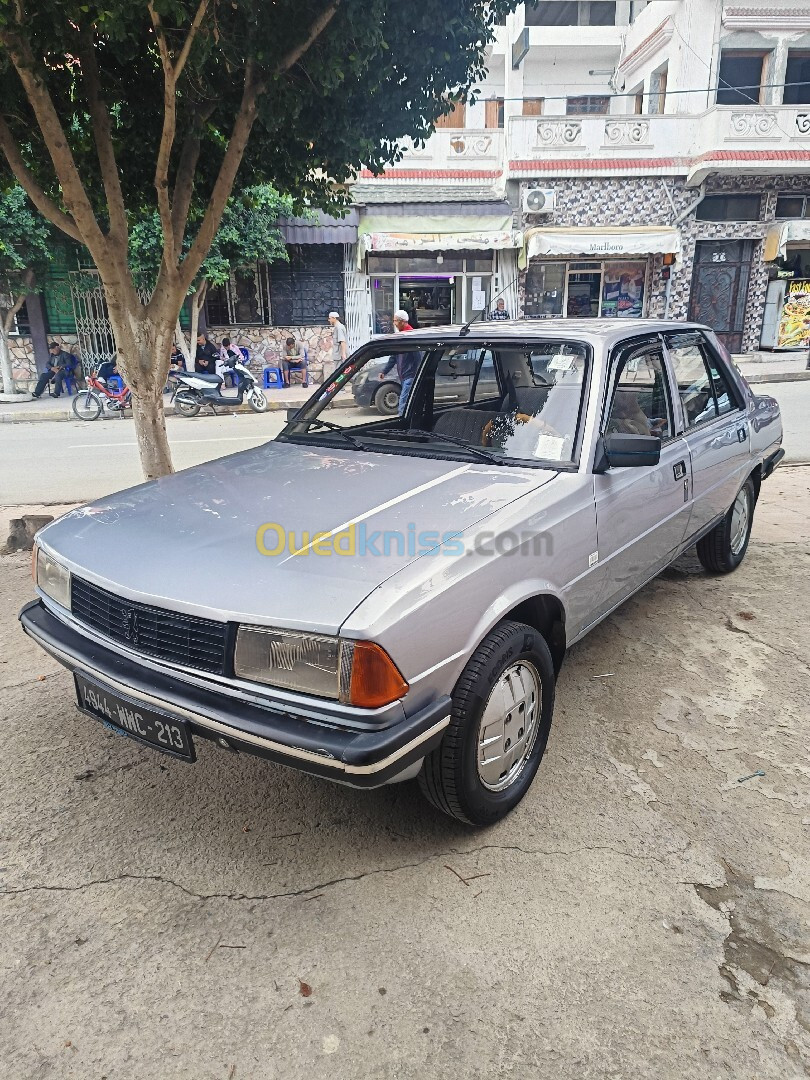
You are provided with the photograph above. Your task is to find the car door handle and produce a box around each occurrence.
[673,460,686,481]
[737,426,747,443]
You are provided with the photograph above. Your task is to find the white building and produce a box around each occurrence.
[350,0,810,352]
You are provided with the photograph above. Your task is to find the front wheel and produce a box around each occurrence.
[374,383,400,416]
[173,390,201,418]
[247,386,268,413]
[418,620,555,826]
[696,477,755,573]
[72,391,102,421]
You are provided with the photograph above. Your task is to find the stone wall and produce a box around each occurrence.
[7,335,37,389]
[207,325,335,383]
[517,173,810,352]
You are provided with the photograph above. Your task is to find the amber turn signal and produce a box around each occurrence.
[347,641,408,709]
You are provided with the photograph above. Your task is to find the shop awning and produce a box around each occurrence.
[764,220,810,262]
[358,211,521,261]
[522,226,681,266]
[277,209,359,244]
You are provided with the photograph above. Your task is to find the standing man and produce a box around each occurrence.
[32,341,72,398]
[488,298,510,320]
[328,311,348,369]
[380,309,417,415]
[195,332,218,374]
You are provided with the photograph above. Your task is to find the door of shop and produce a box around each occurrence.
[688,240,753,353]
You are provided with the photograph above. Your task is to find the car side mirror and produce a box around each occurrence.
[595,433,661,472]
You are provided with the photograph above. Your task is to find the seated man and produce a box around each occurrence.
[281,336,306,387]
[32,341,73,399]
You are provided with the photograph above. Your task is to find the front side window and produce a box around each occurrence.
[666,334,739,428]
[284,339,590,468]
[605,348,672,441]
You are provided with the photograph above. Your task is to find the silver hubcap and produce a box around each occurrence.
[730,488,750,555]
[477,661,541,792]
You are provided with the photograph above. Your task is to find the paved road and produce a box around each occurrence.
[0,382,806,506]
[1,470,808,1078]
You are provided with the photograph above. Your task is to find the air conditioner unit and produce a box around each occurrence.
[523,187,556,214]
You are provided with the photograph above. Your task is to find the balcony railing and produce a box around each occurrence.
[396,129,504,171]
[508,106,810,177]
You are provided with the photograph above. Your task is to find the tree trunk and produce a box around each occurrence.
[0,321,14,395]
[105,299,178,480]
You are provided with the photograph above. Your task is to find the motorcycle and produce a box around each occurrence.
[169,356,268,416]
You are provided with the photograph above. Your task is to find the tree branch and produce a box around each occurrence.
[148,3,179,269]
[275,1,340,74]
[0,114,82,242]
[2,270,35,335]
[78,33,129,246]
[172,0,210,82]
[0,26,108,264]
[170,103,214,248]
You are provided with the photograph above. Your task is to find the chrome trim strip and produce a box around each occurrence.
[25,626,449,777]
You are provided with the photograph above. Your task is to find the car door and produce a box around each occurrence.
[663,331,750,540]
[591,339,693,620]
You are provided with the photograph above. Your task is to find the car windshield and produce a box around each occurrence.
[280,338,590,468]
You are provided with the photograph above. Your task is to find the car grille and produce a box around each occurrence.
[71,576,228,675]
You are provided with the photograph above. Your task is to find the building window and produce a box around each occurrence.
[775,194,810,218]
[206,246,344,327]
[522,98,544,116]
[716,51,767,105]
[435,99,466,128]
[784,51,810,105]
[526,1,616,25]
[10,300,31,335]
[629,84,644,115]
[648,66,667,114]
[567,95,610,115]
[527,1,579,25]
[695,194,762,221]
[267,244,344,327]
[485,98,505,128]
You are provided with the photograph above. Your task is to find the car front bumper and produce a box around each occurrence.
[19,600,451,788]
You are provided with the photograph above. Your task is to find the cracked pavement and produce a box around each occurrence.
[1,467,808,1079]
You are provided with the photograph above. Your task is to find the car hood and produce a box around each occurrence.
[40,440,557,634]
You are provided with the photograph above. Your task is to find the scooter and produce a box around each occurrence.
[169,357,268,416]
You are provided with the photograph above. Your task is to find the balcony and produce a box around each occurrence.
[395,129,505,172]
[508,106,810,183]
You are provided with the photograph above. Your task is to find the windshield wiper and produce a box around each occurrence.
[288,417,367,450]
[369,427,504,465]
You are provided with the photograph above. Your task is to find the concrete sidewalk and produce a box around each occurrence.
[1,352,807,423]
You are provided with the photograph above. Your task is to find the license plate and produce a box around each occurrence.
[74,673,195,761]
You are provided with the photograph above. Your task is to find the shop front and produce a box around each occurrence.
[358,206,522,331]
[521,226,680,321]
[761,220,810,349]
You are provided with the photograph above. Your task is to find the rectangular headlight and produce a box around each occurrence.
[234,626,342,699]
[36,547,71,610]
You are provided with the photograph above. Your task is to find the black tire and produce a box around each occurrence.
[418,620,555,827]
[374,382,400,416]
[72,391,102,421]
[174,390,201,418]
[696,477,756,574]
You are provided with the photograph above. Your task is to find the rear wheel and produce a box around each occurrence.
[72,391,102,421]
[418,620,555,826]
[174,390,201,418]
[374,383,400,416]
[247,386,268,413]
[696,477,755,573]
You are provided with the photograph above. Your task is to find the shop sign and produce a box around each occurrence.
[776,278,810,348]
[363,231,519,253]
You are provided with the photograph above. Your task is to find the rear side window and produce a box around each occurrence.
[666,334,740,428]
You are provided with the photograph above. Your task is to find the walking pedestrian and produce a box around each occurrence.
[328,311,348,367]
[379,309,417,415]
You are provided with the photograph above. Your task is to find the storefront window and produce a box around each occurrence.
[372,276,396,334]
[525,260,648,319]
[367,255,397,273]
[397,256,463,274]
[601,262,646,318]
[524,263,565,317]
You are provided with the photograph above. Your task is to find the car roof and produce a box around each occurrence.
[372,319,710,349]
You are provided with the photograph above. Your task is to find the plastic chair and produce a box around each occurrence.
[51,355,78,396]
[262,366,284,389]
[107,374,124,393]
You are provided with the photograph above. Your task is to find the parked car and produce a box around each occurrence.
[353,350,500,414]
[22,320,783,826]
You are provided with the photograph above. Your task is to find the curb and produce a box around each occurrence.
[0,395,356,425]
[743,370,810,384]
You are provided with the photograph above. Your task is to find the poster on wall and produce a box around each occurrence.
[776,279,810,348]
[601,262,645,318]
